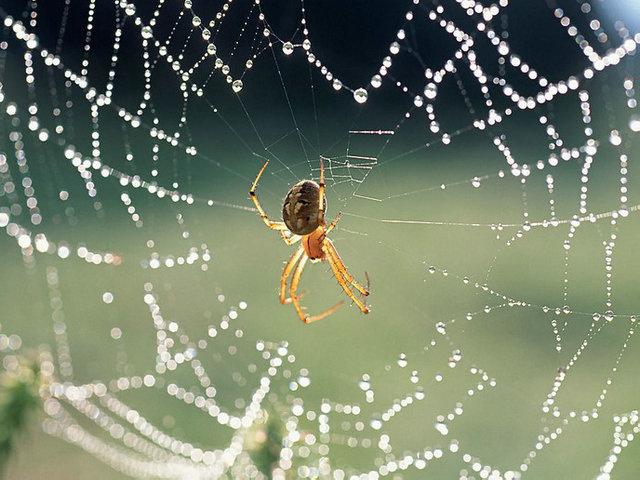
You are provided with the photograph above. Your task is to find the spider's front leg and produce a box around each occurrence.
[249,160,300,246]
[249,161,286,230]
[318,156,326,224]
[325,211,343,234]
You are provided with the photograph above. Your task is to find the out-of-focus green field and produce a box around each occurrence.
[2,129,640,479]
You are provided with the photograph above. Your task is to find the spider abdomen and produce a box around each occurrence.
[282,180,324,235]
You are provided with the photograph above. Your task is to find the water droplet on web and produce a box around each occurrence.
[435,422,449,435]
[332,79,342,91]
[424,82,438,99]
[141,26,153,39]
[448,349,462,368]
[282,42,294,55]
[102,292,114,304]
[353,88,368,104]
[609,130,622,145]
[397,353,407,367]
[232,80,243,93]
[370,75,382,88]
[629,114,640,132]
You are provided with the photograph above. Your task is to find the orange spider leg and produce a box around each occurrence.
[324,239,369,297]
[289,253,344,323]
[323,241,370,314]
[318,156,326,223]
[249,160,300,246]
[280,246,304,304]
[325,211,343,234]
[279,231,301,246]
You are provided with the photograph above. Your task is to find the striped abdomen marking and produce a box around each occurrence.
[282,180,325,235]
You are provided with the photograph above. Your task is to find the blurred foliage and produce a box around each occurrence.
[0,354,41,477]
[244,410,284,479]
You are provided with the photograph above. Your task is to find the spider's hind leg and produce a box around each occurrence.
[289,251,344,323]
[280,246,304,304]
[324,239,370,297]
[323,242,370,314]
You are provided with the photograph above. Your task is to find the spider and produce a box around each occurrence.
[249,158,370,323]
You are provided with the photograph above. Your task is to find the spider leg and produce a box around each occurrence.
[318,156,326,223]
[280,246,304,304]
[323,241,370,314]
[249,161,286,230]
[279,231,302,246]
[324,239,370,297]
[250,160,301,246]
[325,211,343,234]
[289,253,344,324]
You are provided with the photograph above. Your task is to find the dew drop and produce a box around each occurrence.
[282,42,294,55]
[397,353,407,368]
[232,80,243,93]
[609,130,622,146]
[353,88,368,104]
[424,82,438,100]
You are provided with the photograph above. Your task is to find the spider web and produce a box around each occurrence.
[0,0,639,479]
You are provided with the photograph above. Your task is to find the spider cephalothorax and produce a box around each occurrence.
[249,159,369,323]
